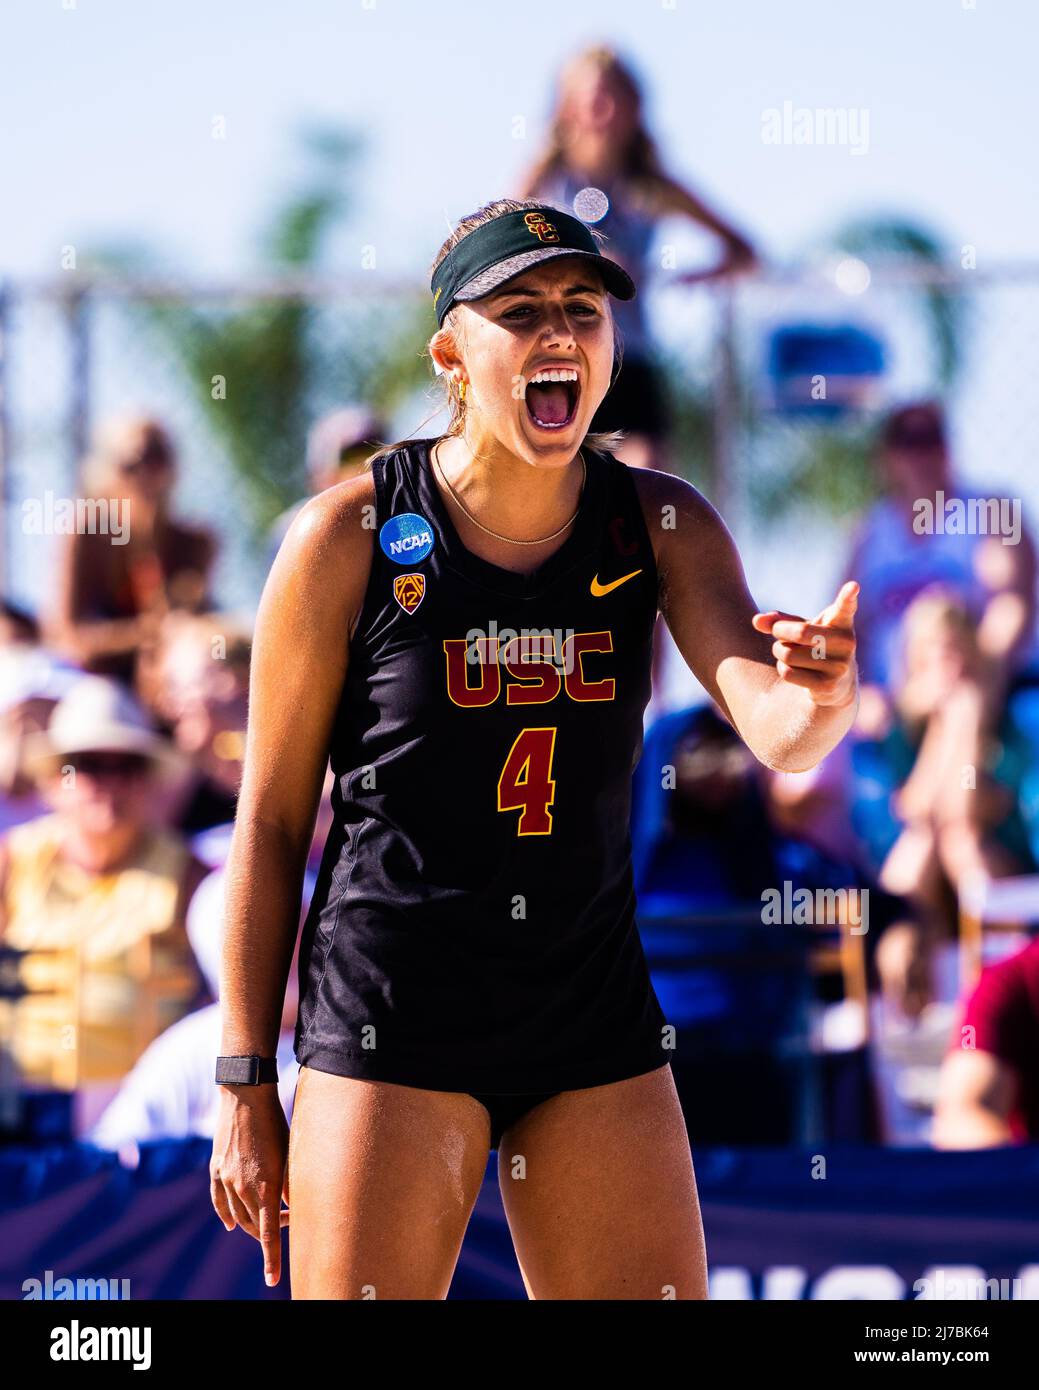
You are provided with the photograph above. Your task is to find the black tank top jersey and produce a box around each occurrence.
[295,437,670,1093]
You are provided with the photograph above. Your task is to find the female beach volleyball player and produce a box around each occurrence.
[209,199,860,1300]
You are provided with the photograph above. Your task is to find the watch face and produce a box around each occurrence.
[217,1056,258,1085]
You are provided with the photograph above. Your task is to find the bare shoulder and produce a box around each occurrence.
[281,468,377,555]
[627,464,732,571]
[266,469,378,641]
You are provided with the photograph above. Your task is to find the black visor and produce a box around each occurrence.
[431,207,636,329]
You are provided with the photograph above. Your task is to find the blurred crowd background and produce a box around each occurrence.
[2,8,1039,1173]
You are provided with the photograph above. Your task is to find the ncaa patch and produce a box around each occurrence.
[380,511,434,564]
[393,573,425,614]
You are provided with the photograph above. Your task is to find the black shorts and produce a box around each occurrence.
[470,1090,561,1150]
[590,351,672,440]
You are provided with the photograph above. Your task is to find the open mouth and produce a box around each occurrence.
[524,370,580,431]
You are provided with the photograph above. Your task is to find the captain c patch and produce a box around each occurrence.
[393,572,426,614]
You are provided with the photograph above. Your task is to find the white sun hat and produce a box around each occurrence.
[24,675,184,779]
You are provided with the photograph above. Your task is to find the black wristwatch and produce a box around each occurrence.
[215,1054,280,1086]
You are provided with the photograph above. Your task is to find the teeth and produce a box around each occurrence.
[528,368,578,386]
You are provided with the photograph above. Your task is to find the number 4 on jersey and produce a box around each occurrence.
[497,727,557,835]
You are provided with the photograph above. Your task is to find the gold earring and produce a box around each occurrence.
[457,379,467,402]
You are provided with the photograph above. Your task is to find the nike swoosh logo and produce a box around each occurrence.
[590,568,643,597]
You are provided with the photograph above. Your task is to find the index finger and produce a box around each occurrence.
[259,1195,286,1287]
[813,580,860,628]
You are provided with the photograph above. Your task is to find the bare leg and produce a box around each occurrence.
[905,680,1024,890]
[935,817,1023,893]
[876,825,945,1018]
[496,1064,708,1300]
[893,714,955,823]
[879,820,944,904]
[286,1066,491,1299]
[924,681,992,822]
[874,917,938,1019]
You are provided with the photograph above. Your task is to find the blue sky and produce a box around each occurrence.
[3,0,1037,280]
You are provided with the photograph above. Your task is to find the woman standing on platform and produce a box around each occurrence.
[518,45,757,474]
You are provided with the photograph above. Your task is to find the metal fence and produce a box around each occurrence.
[2,262,1037,618]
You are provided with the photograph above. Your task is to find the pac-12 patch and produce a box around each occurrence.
[393,573,425,613]
[380,511,434,564]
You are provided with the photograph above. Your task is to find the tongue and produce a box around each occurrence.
[526,382,570,425]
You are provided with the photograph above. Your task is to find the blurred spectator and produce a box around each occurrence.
[636,705,786,911]
[852,588,1038,1018]
[518,44,756,703]
[933,937,1039,1146]
[0,677,208,1120]
[518,43,756,473]
[49,415,217,688]
[764,742,860,868]
[0,645,81,834]
[89,768,335,1149]
[267,405,387,564]
[0,599,41,647]
[89,871,300,1151]
[138,612,251,834]
[842,401,1037,694]
[635,704,866,912]
[775,413,1039,962]
[632,705,879,1142]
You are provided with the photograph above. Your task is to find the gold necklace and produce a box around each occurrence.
[431,440,586,546]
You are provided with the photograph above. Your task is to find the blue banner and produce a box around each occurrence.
[2,1141,1037,1300]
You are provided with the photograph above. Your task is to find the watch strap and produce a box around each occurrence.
[215,1054,279,1086]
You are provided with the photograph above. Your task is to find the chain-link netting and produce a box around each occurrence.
[0,279,438,615]
[2,266,1036,624]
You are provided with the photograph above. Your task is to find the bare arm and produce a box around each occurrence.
[932,1049,1018,1149]
[1005,522,1037,652]
[515,163,756,274]
[974,522,1038,706]
[47,531,154,665]
[210,472,374,1284]
[219,478,373,1056]
[633,468,859,773]
[652,172,757,272]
